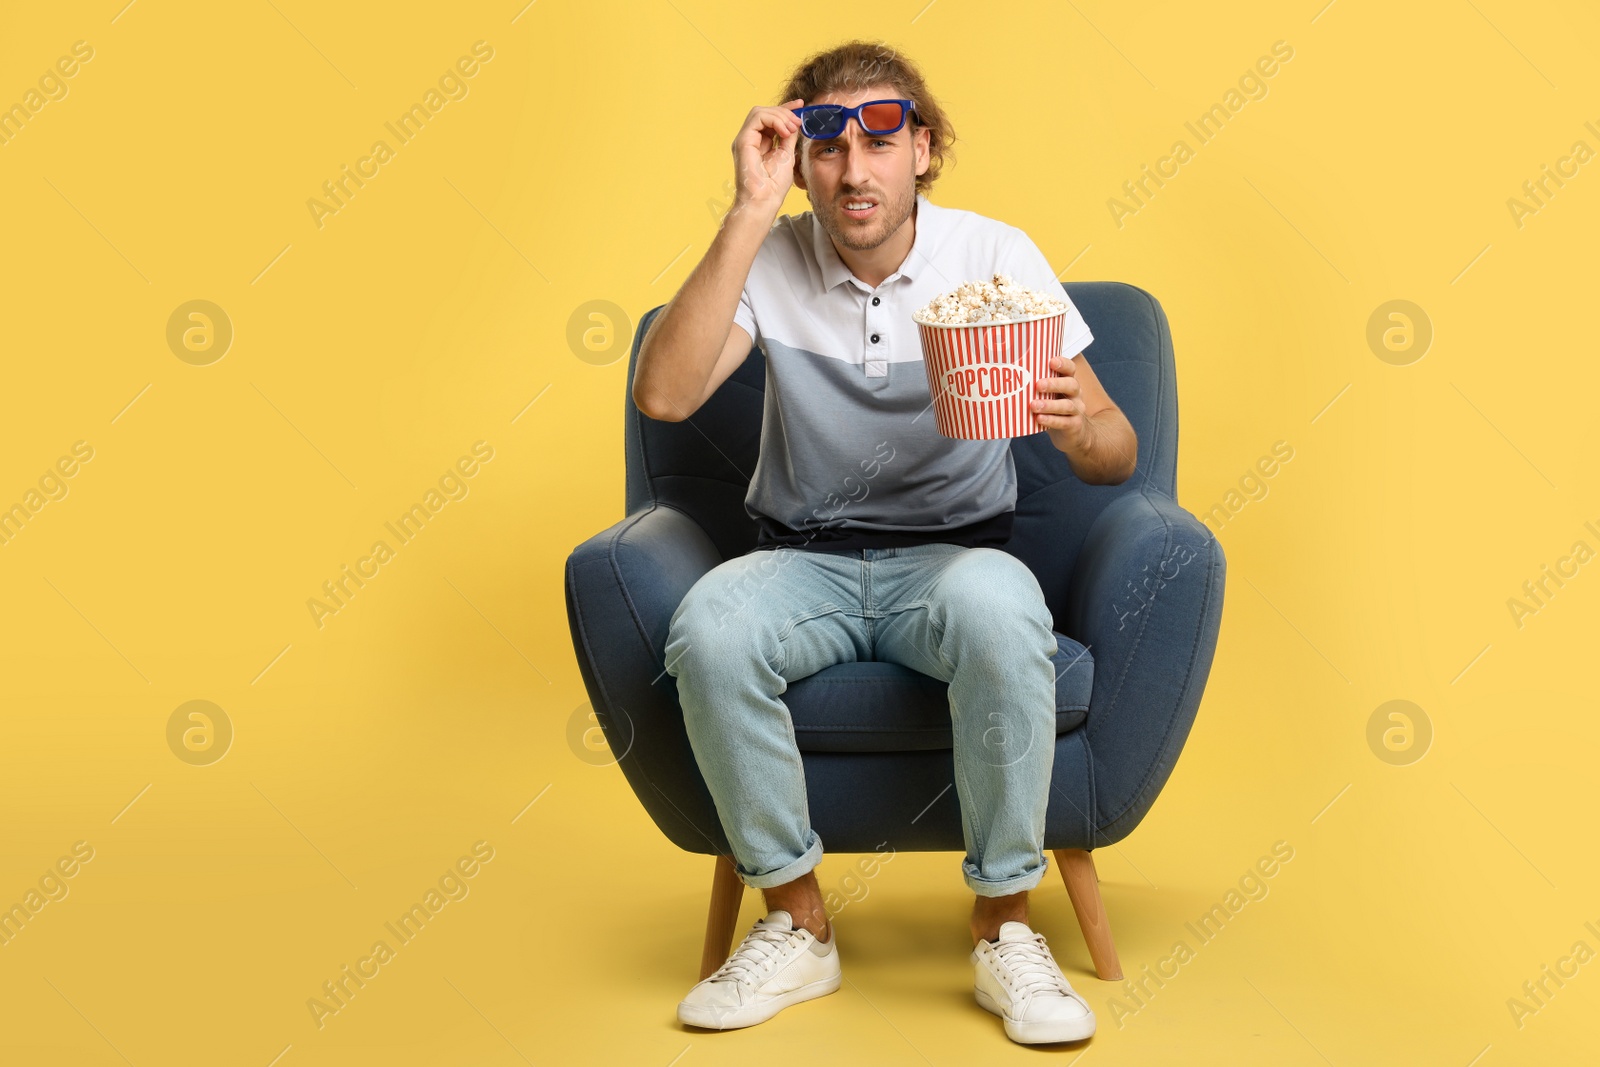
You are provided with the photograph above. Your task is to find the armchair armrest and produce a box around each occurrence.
[1063,488,1227,845]
[564,503,732,854]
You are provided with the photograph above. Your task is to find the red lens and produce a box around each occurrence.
[859,101,906,132]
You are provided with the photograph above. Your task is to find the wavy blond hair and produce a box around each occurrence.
[777,40,956,199]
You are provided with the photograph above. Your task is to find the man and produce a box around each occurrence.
[633,40,1137,1045]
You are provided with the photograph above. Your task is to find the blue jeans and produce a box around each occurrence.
[664,541,1060,898]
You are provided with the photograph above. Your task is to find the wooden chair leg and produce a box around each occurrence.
[699,854,747,980]
[1054,848,1123,981]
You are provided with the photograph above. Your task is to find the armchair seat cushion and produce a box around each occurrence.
[784,632,1093,753]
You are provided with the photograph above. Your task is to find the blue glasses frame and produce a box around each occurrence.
[789,98,919,140]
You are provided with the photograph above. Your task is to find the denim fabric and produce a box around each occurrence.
[664,541,1061,897]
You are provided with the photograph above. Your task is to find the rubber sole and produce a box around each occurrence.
[677,970,842,1030]
[975,986,1097,1043]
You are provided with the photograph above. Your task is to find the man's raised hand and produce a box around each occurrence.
[731,99,804,217]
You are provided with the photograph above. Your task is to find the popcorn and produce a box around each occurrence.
[912,272,1068,325]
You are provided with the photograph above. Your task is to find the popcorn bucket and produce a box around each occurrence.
[915,310,1067,439]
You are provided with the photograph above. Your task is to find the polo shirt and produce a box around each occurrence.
[732,193,1094,554]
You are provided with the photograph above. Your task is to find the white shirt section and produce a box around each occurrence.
[731,194,1093,374]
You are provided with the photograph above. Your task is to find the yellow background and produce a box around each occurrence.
[2,1,1597,1063]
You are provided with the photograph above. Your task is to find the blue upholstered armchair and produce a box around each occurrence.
[564,281,1226,982]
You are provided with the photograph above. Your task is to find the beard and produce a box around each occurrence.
[814,182,915,252]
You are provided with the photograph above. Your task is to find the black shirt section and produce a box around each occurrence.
[752,510,1015,554]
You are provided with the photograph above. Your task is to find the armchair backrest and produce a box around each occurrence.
[624,281,1179,624]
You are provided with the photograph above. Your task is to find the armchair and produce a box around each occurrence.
[564,281,1226,981]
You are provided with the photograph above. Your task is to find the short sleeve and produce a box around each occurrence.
[1002,228,1094,359]
[732,282,758,345]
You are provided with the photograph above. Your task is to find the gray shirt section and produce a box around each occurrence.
[747,335,1016,537]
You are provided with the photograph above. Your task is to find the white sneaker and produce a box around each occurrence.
[972,920,1096,1043]
[677,910,841,1030]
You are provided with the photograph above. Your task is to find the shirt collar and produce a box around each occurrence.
[813,193,937,292]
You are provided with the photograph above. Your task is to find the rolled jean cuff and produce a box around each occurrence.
[964,856,1048,898]
[736,831,824,890]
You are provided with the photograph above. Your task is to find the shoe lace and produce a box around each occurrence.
[710,924,805,986]
[992,933,1073,1000]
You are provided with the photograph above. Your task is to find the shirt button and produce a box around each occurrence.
[872,296,880,306]
[870,333,880,344]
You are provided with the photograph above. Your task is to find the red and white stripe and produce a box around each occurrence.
[916,312,1064,439]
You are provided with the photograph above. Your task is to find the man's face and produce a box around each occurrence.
[795,84,930,254]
